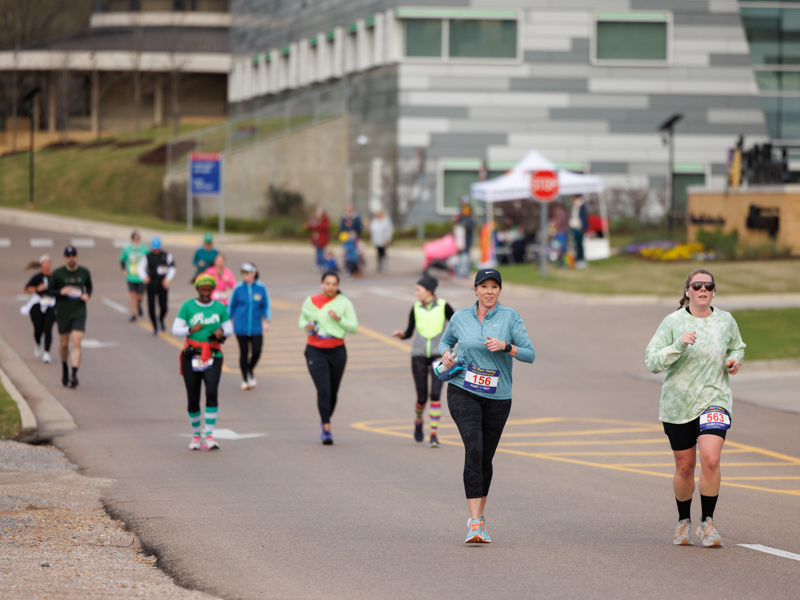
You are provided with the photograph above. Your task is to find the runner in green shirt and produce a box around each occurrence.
[645,269,746,549]
[172,273,233,451]
[192,232,218,283]
[119,231,149,322]
[49,245,93,389]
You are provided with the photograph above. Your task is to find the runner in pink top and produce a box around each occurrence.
[203,254,237,306]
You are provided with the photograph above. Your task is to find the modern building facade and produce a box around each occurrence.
[0,0,230,140]
[228,0,793,224]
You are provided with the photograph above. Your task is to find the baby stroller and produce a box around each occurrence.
[422,234,459,277]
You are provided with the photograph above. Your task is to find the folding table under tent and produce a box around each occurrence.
[470,150,610,261]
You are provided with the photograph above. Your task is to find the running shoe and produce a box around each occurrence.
[429,434,439,448]
[241,381,250,391]
[479,516,491,543]
[414,420,424,442]
[153,328,159,336]
[34,343,43,358]
[129,315,137,323]
[188,435,202,451]
[138,304,143,317]
[321,428,333,445]
[68,376,79,389]
[160,320,166,332]
[62,372,69,387]
[248,375,257,389]
[696,518,723,548]
[465,518,486,544]
[42,352,51,364]
[202,435,220,450]
[673,518,692,546]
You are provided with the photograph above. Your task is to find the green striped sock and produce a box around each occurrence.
[204,407,218,435]
[188,411,202,435]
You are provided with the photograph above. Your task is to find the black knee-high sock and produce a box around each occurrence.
[701,495,718,522]
[676,498,692,521]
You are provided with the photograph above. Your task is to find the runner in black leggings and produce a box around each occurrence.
[299,271,359,445]
[439,268,535,544]
[23,255,56,363]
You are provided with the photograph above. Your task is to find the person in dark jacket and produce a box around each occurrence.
[228,262,271,390]
[138,237,176,335]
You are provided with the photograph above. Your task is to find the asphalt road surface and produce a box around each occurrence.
[1,222,799,600]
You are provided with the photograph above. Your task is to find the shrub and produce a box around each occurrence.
[696,228,738,260]
[266,185,305,220]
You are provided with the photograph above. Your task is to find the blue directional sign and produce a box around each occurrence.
[190,153,221,195]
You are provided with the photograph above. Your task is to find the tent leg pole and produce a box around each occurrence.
[539,200,548,278]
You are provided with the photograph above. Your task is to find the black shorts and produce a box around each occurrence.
[663,417,729,452]
[127,282,145,294]
[57,317,86,334]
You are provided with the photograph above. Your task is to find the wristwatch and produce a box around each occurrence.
[503,342,512,353]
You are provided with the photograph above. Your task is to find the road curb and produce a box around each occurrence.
[0,333,77,435]
[0,364,37,432]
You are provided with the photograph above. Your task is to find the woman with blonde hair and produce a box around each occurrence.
[645,269,746,548]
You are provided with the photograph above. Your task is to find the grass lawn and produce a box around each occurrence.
[730,308,800,361]
[0,125,204,232]
[500,255,800,295]
[0,378,21,440]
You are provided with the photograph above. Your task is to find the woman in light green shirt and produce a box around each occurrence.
[646,269,745,549]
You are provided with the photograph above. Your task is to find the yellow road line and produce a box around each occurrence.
[501,426,661,438]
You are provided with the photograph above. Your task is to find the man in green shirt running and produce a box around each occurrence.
[119,230,149,322]
[49,246,93,389]
[192,232,218,284]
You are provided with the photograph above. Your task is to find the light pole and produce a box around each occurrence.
[659,113,683,230]
[22,87,42,209]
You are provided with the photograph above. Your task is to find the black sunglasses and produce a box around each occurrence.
[690,281,715,292]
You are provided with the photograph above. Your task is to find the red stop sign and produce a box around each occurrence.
[530,170,559,201]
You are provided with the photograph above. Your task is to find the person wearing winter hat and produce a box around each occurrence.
[393,275,455,447]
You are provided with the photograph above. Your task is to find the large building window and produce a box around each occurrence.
[593,13,670,63]
[449,19,517,59]
[400,9,520,61]
[405,19,442,57]
[741,5,800,139]
[673,170,706,215]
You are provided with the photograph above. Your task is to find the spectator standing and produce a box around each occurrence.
[307,208,330,271]
[454,197,475,278]
[369,209,394,273]
[569,195,589,269]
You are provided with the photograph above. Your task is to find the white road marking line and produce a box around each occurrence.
[81,339,118,349]
[0,238,10,247]
[369,287,417,303]
[31,238,54,247]
[178,428,267,440]
[739,544,800,562]
[102,297,128,314]
[112,240,127,248]
[71,238,95,248]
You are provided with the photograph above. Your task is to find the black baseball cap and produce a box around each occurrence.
[474,268,502,288]
[64,245,78,257]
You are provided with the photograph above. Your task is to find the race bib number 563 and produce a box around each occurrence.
[699,406,731,431]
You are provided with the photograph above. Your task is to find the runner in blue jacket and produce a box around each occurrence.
[228,262,271,390]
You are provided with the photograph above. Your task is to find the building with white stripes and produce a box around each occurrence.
[228,1,796,223]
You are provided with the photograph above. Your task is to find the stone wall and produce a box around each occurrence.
[688,187,800,255]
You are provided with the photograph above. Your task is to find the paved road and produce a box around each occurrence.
[1,222,800,599]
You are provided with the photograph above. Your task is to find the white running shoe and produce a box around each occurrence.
[34,343,43,358]
[673,519,692,546]
[696,518,723,548]
[247,375,257,388]
[42,352,52,364]
[241,381,250,391]
[188,435,202,451]
[203,435,220,450]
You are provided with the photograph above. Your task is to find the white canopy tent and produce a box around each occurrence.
[470,150,604,202]
[469,150,610,260]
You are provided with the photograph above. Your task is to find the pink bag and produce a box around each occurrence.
[423,234,458,268]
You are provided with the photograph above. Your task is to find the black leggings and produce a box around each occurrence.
[237,335,263,380]
[447,385,512,499]
[304,345,347,425]
[412,356,442,406]
[181,351,222,413]
[29,305,55,351]
[147,285,168,330]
